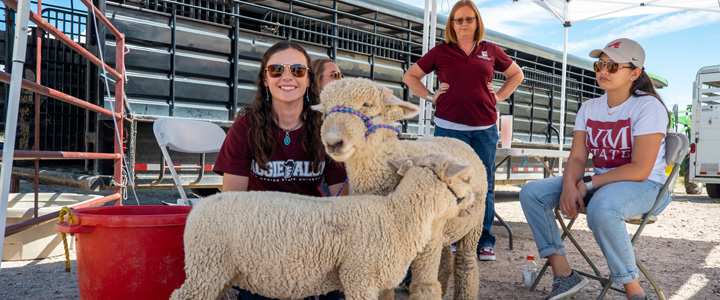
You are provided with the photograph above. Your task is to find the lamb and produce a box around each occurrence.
[312,78,489,300]
[169,153,476,300]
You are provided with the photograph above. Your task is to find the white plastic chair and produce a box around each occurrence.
[153,117,226,205]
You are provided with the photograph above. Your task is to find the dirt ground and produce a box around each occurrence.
[1,181,719,300]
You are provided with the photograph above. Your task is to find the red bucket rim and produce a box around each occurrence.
[69,205,192,227]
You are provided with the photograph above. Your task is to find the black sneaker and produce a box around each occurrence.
[546,270,589,300]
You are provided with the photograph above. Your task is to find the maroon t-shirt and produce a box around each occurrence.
[416,41,513,126]
[213,114,347,197]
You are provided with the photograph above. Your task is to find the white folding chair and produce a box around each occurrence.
[153,117,226,205]
[530,132,689,300]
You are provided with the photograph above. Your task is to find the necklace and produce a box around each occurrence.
[273,119,302,145]
[607,105,621,115]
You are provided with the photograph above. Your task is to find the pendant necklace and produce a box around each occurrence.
[274,118,302,145]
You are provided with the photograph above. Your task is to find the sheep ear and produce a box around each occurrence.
[311,103,325,112]
[444,162,471,181]
[382,91,420,120]
[389,158,413,176]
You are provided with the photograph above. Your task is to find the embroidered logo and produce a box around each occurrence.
[477,51,491,60]
[607,42,622,49]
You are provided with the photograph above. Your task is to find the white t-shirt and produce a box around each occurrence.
[574,92,669,184]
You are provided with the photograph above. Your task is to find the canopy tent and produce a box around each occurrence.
[511,0,720,151]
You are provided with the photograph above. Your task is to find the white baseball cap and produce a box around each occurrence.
[589,38,645,69]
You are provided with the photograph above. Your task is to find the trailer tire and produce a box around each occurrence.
[684,163,703,195]
[707,184,720,198]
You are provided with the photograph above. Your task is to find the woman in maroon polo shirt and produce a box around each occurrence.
[213,40,348,300]
[402,0,524,261]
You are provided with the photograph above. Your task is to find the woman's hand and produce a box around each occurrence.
[433,82,449,103]
[487,82,498,104]
[559,183,586,219]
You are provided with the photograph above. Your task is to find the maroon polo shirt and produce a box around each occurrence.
[416,41,513,127]
[214,114,347,196]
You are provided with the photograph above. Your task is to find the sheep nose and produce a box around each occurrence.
[326,139,344,153]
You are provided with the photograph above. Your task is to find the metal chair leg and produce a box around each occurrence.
[554,208,603,277]
[494,212,513,250]
[530,257,551,291]
[637,258,666,300]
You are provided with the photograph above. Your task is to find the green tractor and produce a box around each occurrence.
[671,104,702,194]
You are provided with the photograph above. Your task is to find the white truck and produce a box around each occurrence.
[688,65,720,198]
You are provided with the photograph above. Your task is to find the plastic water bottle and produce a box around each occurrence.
[522,255,538,289]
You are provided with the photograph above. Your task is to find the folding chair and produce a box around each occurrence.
[153,117,227,205]
[530,132,689,300]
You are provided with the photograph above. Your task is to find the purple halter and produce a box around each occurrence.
[327,107,401,138]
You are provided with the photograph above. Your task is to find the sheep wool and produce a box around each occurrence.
[170,154,475,300]
[313,78,489,300]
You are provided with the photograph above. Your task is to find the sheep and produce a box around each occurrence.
[169,153,476,300]
[312,78,489,300]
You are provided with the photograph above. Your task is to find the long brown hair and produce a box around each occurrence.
[310,58,334,88]
[238,40,323,171]
[630,65,670,128]
[444,0,485,44]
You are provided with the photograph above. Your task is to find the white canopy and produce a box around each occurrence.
[512,0,720,153]
[519,0,720,24]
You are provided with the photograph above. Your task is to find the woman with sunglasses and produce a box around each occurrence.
[310,58,344,92]
[402,0,524,262]
[520,38,670,300]
[213,40,349,300]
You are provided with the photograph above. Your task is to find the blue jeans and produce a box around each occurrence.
[434,125,498,249]
[519,176,671,284]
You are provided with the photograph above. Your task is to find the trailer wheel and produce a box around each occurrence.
[707,184,720,198]
[684,163,703,195]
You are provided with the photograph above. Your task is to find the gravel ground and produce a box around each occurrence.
[2,181,719,300]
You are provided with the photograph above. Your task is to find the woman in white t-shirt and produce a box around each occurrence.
[520,38,670,300]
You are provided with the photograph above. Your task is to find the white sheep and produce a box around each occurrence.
[169,153,475,300]
[312,78,489,300]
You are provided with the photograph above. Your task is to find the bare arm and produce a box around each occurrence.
[494,62,524,102]
[328,181,349,196]
[588,133,665,190]
[222,173,249,192]
[402,64,447,103]
[559,130,591,218]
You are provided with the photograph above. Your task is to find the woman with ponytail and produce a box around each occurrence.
[520,38,669,300]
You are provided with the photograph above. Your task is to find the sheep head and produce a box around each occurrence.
[389,153,474,217]
[312,78,420,161]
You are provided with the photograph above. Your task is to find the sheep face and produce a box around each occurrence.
[312,78,420,161]
[390,153,474,217]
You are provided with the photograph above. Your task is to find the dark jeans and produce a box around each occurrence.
[434,125,498,250]
[238,289,344,300]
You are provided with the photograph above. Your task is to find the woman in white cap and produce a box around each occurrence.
[519,38,670,300]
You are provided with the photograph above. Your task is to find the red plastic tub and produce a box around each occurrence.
[55,205,192,300]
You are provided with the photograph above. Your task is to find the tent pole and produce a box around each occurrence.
[0,0,33,272]
[420,0,431,137]
[424,0,438,137]
[558,2,570,175]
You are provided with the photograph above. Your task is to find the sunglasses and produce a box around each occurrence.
[265,64,309,78]
[452,17,476,25]
[593,61,634,73]
[327,71,344,80]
